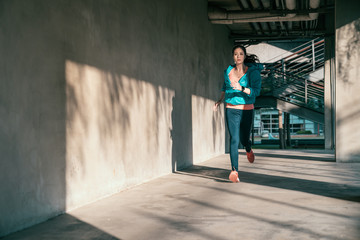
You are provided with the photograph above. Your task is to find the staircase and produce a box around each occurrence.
[256,38,325,124]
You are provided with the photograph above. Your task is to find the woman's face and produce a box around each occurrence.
[233,47,245,65]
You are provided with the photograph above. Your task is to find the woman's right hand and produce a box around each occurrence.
[213,100,222,112]
[230,82,241,91]
[214,91,225,112]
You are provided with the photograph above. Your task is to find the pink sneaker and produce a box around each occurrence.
[246,150,255,163]
[229,170,240,183]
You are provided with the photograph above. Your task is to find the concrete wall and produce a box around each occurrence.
[335,0,360,162]
[324,36,335,150]
[0,0,230,236]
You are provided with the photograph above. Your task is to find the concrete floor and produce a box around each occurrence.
[3,149,360,240]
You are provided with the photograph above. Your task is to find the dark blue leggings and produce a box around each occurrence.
[226,108,253,171]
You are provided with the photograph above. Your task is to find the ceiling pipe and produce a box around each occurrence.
[285,0,295,30]
[309,0,320,20]
[209,0,321,24]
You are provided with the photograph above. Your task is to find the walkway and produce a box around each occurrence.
[3,149,360,240]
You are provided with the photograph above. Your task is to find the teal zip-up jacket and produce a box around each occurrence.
[221,63,263,105]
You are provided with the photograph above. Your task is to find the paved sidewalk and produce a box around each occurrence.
[3,149,360,240]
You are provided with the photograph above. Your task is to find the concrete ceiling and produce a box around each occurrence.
[208,0,335,44]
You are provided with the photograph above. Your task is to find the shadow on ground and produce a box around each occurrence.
[176,165,360,202]
[251,152,335,162]
[1,214,120,240]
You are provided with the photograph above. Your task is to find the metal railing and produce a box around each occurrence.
[261,38,325,112]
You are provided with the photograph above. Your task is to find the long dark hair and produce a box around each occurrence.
[232,45,259,63]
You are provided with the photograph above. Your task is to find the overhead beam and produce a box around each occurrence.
[210,6,334,15]
[255,96,324,124]
[231,29,328,35]
[229,33,326,40]
[208,5,334,24]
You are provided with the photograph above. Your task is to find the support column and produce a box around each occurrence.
[278,110,285,149]
[335,0,360,162]
[251,111,255,146]
[324,36,335,150]
[284,112,291,147]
